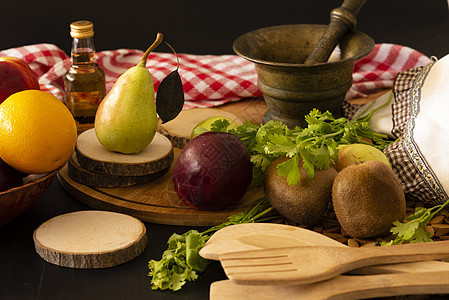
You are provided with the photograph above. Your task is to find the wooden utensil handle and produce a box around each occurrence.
[347,240,449,267]
[211,272,449,300]
[326,271,449,299]
[304,0,366,65]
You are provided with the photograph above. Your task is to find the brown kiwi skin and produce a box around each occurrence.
[332,160,406,239]
[264,156,338,225]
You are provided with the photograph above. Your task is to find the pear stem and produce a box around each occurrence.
[137,33,164,67]
[164,41,179,71]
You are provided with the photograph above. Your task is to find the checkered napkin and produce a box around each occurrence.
[384,63,446,206]
[0,43,432,108]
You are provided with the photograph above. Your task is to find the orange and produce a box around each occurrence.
[0,90,77,174]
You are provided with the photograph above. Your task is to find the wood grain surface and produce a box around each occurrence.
[57,98,267,226]
[76,130,174,176]
[158,107,245,148]
[210,273,449,300]
[200,223,449,274]
[58,148,264,226]
[219,241,449,285]
[33,210,147,268]
[57,95,386,226]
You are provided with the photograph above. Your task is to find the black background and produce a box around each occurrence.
[1,0,449,58]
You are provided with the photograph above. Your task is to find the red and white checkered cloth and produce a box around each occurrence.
[0,43,432,108]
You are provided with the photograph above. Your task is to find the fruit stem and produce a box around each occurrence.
[164,41,179,71]
[137,33,164,68]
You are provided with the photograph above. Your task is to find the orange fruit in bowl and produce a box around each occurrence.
[0,90,77,174]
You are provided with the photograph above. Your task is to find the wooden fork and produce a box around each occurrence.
[219,240,449,285]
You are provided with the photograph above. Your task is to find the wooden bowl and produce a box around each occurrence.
[0,168,59,227]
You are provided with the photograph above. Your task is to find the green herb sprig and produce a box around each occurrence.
[380,198,449,246]
[149,101,392,290]
[214,103,392,186]
[148,197,279,291]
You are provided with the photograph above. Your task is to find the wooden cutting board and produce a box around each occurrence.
[57,99,266,226]
[56,93,383,226]
[58,150,264,226]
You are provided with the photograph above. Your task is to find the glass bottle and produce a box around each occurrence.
[64,20,106,134]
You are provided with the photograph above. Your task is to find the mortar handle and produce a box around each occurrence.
[304,0,366,65]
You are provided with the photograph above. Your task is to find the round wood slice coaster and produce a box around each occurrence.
[76,129,173,176]
[33,210,147,269]
[158,108,244,148]
[67,153,169,188]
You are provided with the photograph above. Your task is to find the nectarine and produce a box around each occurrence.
[0,57,40,104]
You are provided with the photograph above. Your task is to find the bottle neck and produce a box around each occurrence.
[71,37,96,65]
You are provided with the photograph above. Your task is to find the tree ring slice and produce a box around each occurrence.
[76,129,173,176]
[158,108,243,149]
[33,210,147,269]
[67,153,169,188]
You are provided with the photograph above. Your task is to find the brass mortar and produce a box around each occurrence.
[233,24,374,128]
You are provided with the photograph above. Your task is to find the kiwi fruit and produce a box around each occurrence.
[332,160,406,238]
[264,156,337,225]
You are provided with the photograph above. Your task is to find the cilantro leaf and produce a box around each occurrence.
[381,199,449,246]
[390,219,421,241]
[276,154,302,185]
[167,271,187,291]
[409,228,432,243]
[222,107,392,186]
[299,149,316,179]
[185,231,209,272]
[406,206,429,221]
[250,154,272,171]
[210,119,231,132]
[264,133,297,157]
[148,197,280,292]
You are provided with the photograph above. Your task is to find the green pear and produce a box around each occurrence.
[94,33,163,154]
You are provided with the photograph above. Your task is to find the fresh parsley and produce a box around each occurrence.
[148,197,279,291]
[380,199,449,246]
[210,118,232,132]
[223,107,392,186]
[149,102,393,291]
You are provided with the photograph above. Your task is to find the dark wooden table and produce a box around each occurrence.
[4,97,449,299]
[0,178,228,300]
[0,98,272,300]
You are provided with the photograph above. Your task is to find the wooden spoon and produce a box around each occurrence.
[200,223,344,261]
[210,272,449,300]
[199,223,449,274]
[219,240,449,285]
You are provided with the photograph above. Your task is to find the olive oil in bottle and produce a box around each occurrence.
[64,20,106,134]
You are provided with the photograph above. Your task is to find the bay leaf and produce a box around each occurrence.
[156,41,185,124]
[156,70,184,123]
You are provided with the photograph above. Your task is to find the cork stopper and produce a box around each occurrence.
[70,20,94,39]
